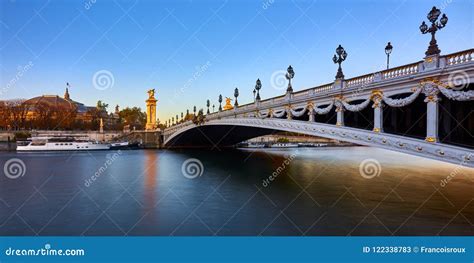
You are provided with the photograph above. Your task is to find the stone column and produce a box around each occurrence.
[423,83,440,143]
[308,109,315,122]
[145,89,158,130]
[307,103,315,122]
[371,91,383,133]
[335,100,344,126]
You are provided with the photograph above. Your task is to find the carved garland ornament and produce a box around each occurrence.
[272,109,286,118]
[341,98,371,112]
[290,107,307,117]
[382,87,422,107]
[312,100,334,115]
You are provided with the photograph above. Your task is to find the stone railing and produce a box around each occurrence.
[345,73,374,88]
[446,49,474,66]
[381,62,419,80]
[313,83,333,93]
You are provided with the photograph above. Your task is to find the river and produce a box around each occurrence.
[0,147,473,236]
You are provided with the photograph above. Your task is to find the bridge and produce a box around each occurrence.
[162,46,473,168]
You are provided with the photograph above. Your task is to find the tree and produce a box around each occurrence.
[86,107,103,130]
[119,107,146,130]
[33,101,55,129]
[6,99,29,130]
[56,104,78,130]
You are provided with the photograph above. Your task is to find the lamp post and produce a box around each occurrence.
[255,79,262,101]
[253,89,256,101]
[193,106,196,115]
[286,65,294,93]
[176,114,178,123]
[234,87,239,107]
[206,99,210,114]
[420,6,448,56]
[333,45,347,79]
[181,112,183,121]
[385,42,393,69]
[218,95,223,111]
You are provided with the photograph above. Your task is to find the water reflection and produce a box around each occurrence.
[143,150,158,228]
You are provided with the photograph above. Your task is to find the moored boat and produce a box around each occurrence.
[270,143,299,148]
[16,137,110,151]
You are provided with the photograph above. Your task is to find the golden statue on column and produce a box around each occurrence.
[146,89,158,130]
[223,97,233,110]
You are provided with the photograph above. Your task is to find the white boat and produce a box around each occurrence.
[17,137,110,151]
[271,143,299,148]
[246,143,265,148]
[110,141,129,148]
[110,141,140,150]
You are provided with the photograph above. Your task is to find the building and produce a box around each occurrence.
[0,87,119,130]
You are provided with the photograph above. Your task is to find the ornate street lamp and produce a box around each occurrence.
[193,106,196,115]
[212,104,215,112]
[234,87,239,107]
[181,112,183,121]
[206,99,210,114]
[385,42,393,69]
[420,6,448,56]
[218,94,223,111]
[255,79,262,101]
[286,65,295,93]
[186,109,189,117]
[333,44,347,79]
[253,89,256,101]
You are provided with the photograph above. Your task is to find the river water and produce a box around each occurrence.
[0,147,473,236]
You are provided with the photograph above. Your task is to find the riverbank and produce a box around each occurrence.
[0,130,124,142]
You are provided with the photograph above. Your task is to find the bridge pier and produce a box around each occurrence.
[424,88,440,143]
[308,108,315,122]
[372,91,383,133]
[336,103,344,126]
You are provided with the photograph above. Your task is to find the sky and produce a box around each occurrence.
[0,0,473,122]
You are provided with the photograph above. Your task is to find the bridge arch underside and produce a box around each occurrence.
[164,125,285,148]
[164,119,474,167]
